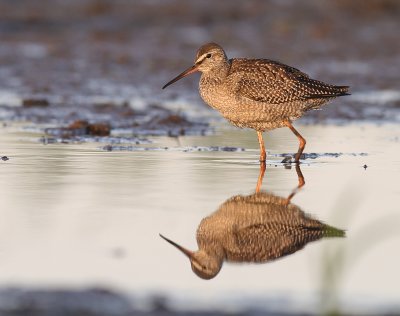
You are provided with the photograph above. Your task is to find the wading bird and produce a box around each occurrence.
[163,43,349,163]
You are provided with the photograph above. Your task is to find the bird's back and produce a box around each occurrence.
[228,58,349,106]
[199,58,348,131]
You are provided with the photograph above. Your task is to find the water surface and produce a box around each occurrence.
[0,122,399,314]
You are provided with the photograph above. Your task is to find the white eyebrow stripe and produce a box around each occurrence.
[195,53,209,64]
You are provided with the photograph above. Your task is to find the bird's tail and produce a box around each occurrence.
[305,85,350,99]
[323,224,346,238]
[335,85,350,95]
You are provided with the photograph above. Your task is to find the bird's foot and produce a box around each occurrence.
[281,154,305,164]
[281,155,293,164]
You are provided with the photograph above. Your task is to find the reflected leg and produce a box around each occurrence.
[285,121,306,163]
[285,164,306,203]
[295,164,305,188]
[255,162,266,193]
[257,131,266,162]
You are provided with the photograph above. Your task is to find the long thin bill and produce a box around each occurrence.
[159,233,193,258]
[162,65,198,89]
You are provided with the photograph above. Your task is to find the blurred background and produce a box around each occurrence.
[0,1,399,315]
[0,0,399,119]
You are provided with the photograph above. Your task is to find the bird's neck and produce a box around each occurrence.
[198,240,226,262]
[202,60,231,83]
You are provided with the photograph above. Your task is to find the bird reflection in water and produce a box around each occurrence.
[160,164,345,280]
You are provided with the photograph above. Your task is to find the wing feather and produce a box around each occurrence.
[228,59,349,104]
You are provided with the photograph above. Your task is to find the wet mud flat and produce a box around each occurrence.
[0,0,399,156]
[0,101,209,147]
[0,0,399,125]
[0,288,385,316]
[0,289,259,316]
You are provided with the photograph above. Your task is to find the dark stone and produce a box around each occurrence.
[22,99,49,107]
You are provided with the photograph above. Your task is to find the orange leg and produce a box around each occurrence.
[257,131,266,163]
[255,162,266,193]
[285,121,306,163]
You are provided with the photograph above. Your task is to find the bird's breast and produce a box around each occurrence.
[199,76,233,112]
[199,74,304,131]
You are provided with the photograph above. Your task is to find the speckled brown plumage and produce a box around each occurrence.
[197,192,344,261]
[161,191,345,280]
[163,42,350,163]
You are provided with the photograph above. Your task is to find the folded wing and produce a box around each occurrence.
[229,59,349,105]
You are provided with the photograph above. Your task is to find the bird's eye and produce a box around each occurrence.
[206,53,212,58]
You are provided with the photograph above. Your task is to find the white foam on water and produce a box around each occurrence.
[349,90,400,104]
[0,90,21,107]
[19,43,48,59]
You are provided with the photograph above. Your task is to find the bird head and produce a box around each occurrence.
[162,42,227,89]
[159,234,222,280]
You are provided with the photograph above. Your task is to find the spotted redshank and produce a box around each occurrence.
[163,42,349,163]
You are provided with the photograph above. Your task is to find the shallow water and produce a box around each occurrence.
[0,122,399,314]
